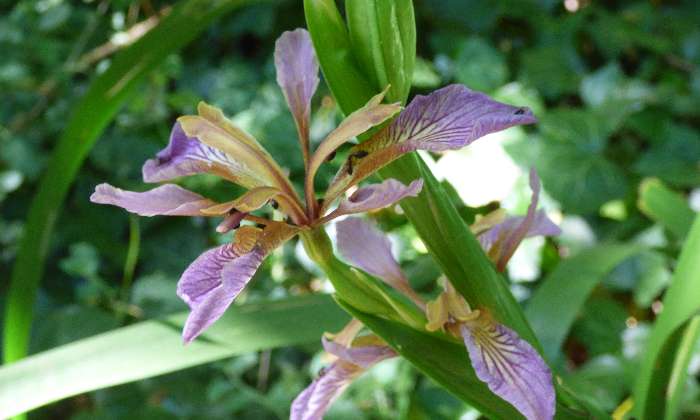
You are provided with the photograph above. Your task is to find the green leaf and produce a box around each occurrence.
[666,316,700,420]
[345,0,415,103]
[534,109,628,214]
[633,215,700,419]
[454,37,508,92]
[0,295,348,418]
[634,124,700,188]
[526,244,644,362]
[3,0,269,364]
[638,178,696,240]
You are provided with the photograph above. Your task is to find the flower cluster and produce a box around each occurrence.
[91,28,536,344]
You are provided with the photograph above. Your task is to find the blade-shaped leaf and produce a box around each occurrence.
[633,215,700,419]
[0,295,348,418]
[638,178,696,240]
[666,316,700,420]
[3,0,269,365]
[525,244,644,362]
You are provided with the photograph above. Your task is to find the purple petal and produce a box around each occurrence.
[326,178,423,220]
[477,170,561,271]
[178,245,265,343]
[290,361,358,420]
[90,183,217,216]
[321,336,396,369]
[478,211,561,251]
[324,84,535,205]
[142,122,225,183]
[460,321,555,420]
[395,84,537,151]
[336,217,424,307]
[336,217,405,288]
[275,29,319,142]
[291,340,395,420]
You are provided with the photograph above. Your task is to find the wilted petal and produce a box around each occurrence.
[275,29,319,144]
[90,183,217,216]
[290,361,359,420]
[324,84,536,203]
[324,178,422,220]
[178,245,265,343]
[178,102,296,194]
[460,320,555,420]
[202,187,283,215]
[307,88,401,183]
[336,217,423,307]
[291,339,395,420]
[216,211,247,233]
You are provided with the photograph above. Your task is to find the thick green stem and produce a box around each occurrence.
[300,227,426,329]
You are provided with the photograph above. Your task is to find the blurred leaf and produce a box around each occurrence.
[580,63,653,114]
[534,109,628,214]
[633,215,700,419]
[526,244,644,362]
[564,355,627,412]
[634,124,700,188]
[0,294,348,418]
[411,57,441,89]
[454,37,508,92]
[603,250,671,308]
[638,178,696,240]
[519,46,581,99]
[3,0,267,364]
[571,297,627,357]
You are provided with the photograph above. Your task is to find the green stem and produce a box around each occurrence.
[300,227,425,329]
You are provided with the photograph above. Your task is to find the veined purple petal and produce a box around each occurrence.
[291,339,395,420]
[394,84,537,152]
[90,183,217,216]
[325,178,422,220]
[290,361,359,420]
[460,321,555,420]
[275,29,319,143]
[324,84,536,205]
[336,217,424,307]
[178,245,265,343]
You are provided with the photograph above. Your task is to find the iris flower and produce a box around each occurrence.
[90,28,536,343]
[290,209,558,420]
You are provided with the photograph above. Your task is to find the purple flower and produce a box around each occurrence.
[337,218,555,420]
[476,169,561,271]
[91,29,415,343]
[91,28,537,344]
[291,322,395,420]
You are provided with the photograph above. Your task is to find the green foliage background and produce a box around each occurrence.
[1,0,699,418]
